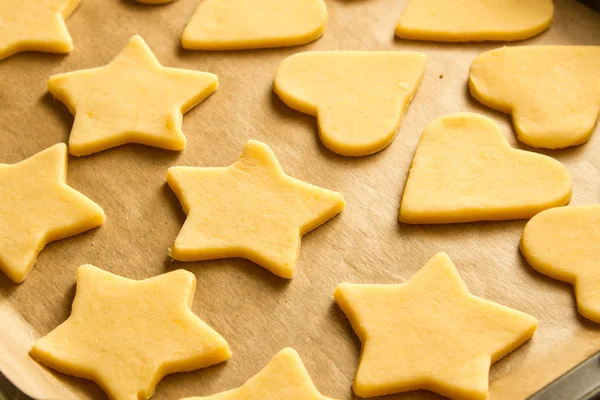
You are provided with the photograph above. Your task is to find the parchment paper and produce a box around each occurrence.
[1,0,599,399]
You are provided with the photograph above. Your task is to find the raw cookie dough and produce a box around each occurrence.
[181,0,327,50]
[469,46,600,149]
[274,51,426,157]
[335,252,538,400]
[48,35,218,156]
[395,0,553,42]
[0,0,80,61]
[521,205,600,323]
[0,143,104,283]
[30,264,231,400]
[399,113,572,224]
[167,139,345,279]
[181,348,338,399]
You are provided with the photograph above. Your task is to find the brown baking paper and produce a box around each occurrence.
[1,0,599,399]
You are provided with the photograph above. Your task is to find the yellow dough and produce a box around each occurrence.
[181,0,327,50]
[0,0,80,61]
[167,140,345,278]
[181,348,338,400]
[49,35,218,156]
[521,205,600,323]
[395,0,553,42]
[335,252,538,400]
[469,46,600,149]
[399,113,572,224]
[0,144,104,283]
[274,51,426,157]
[30,264,231,400]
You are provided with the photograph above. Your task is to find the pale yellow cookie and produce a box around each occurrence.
[335,252,538,400]
[182,0,327,50]
[469,46,600,149]
[0,144,104,283]
[399,113,571,224]
[30,264,231,400]
[167,140,345,279]
[181,348,338,400]
[395,0,553,42]
[274,51,426,157]
[521,205,600,323]
[0,0,80,61]
[49,35,218,156]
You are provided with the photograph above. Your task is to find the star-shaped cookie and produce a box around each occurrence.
[0,143,104,283]
[48,35,218,156]
[30,264,231,400]
[167,139,345,278]
[0,0,80,61]
[182,348,338,399]
[335,253,538,400]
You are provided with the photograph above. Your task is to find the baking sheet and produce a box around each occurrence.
[1,0,599,399]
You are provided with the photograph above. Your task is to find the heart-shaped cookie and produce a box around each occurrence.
[470,46,600,149]
[274,51,426,157]
[521,205,600,323]
[399,113,572,224]
[181,0,327,50]
[395,0,553,42]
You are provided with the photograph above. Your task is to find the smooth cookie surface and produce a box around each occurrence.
[396,0,553,42]
[0,143,104,283]
[335,252,538,400]
[400,113,572,224]
[167,140,345,278]
[182,348,338,400]
[0,0,80,60]
[274,51,426,156]
[470,46,600,149]
[30,265,231,400]
[522,205,600,323]
[182,0,327,50]
[49,35,218,156]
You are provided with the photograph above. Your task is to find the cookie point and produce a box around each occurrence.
[171,268,196,282]
[48,142,68,156]
[76,264,103,280]
[129,34,145,45]
[281,270,295,279]
[77,263,99,272]
[55,142,68,150]
[352,377,372,398]
[334,282,352,298]
[245,139,264,148]
[95,208,107,224]
[431,252,451,262]
[279,347,298,356]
